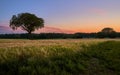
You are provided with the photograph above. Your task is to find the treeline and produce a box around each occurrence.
[0,32,120,39]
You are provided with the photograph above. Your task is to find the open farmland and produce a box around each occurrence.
[0,39,120,75]
[0,39,118,48]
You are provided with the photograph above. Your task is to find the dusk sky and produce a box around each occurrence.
[0,0,120,33]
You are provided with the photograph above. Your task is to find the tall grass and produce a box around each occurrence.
[0,39,120,75]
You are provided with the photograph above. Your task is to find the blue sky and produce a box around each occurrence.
[0,0,120,32]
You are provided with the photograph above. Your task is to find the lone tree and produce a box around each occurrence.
[10,13,44,34]
[97,27,117,38]
[101,27,116,34]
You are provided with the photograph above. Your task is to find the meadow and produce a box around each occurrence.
[0,39,120,75]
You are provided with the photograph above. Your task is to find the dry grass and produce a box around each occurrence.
[0,39,120,75]
[0,39,118,48]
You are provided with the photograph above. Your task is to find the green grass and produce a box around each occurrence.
[0,39,120,75]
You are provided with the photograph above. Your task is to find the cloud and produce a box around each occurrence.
[0,25,75,34]
[89,8,107,16]
[0,26,24,34]
[35,26,75,34]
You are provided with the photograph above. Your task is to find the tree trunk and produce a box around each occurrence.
[28,31,32,39]
[28,31,32,34]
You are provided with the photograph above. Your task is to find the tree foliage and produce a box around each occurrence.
[0,32,120,39]
[101,27,116,34]
[10,13,44,34]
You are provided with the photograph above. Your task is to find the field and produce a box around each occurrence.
[0,39,120,75]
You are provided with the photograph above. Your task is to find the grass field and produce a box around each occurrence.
[0,39,120,75]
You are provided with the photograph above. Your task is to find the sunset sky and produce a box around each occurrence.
[0,0,120,33]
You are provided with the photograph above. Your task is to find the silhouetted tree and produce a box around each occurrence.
[10,13,44,34]
[101,27,116,34]
[97,27,117,38]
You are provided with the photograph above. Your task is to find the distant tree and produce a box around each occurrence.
[101,27,116,34]
[97,27,117,38]
[10,13,44,34]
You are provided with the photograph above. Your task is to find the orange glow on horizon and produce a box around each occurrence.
[67,24,120,33]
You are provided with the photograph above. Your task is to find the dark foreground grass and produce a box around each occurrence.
[0,41,120,75]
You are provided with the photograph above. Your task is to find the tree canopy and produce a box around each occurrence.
[10,13,44,34]
[101,27,116,33]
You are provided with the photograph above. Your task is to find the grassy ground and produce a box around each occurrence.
[0,39,120,75]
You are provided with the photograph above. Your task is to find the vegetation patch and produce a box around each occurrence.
[0,40,120,75]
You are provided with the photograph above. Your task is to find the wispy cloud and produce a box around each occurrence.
[0,25,75,34]
[35,26,75,34]
[89,8,107,16]
[0,25,24,34]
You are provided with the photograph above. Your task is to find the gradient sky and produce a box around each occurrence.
[0,0,120,33]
